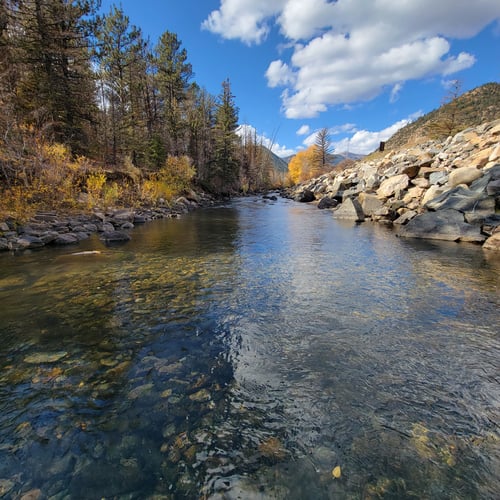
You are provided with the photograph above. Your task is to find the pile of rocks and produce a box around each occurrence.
[0,193,213,252]
[288,119,500,251]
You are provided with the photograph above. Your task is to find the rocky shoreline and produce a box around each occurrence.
[286,119,500,252]
[0,192,216,253]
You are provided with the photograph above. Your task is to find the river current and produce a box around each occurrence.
[0,196,499,499]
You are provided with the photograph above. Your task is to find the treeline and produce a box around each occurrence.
[0,0,281,216]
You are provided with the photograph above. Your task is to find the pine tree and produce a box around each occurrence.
[312,127,332,176]
[6,0,99,153]
[185,83,216,181]
[96,5,145,164]
[211,79,240,194]
[153,30,193,156]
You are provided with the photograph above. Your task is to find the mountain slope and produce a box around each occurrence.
[384,82,500,151]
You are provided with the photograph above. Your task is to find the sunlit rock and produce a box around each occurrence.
[448,166,482,187]
[332,198,365,222]
[483,232,500,251]
[376,174,409,199]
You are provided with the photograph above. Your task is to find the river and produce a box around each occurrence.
[0,196,499,499]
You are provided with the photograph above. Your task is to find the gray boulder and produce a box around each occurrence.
[358,193,384,217]
[398,209,485,242]
[486,179,500,196]
[317,197,338,209]
[295,190,315,203]
[100,230,131,243]
[53,233,80,245]
[425,186,495,221]
[15,235,44,249]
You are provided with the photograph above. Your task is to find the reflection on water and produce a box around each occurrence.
[0,197,499,499]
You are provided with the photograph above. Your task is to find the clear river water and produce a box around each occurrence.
[0,196,499,499]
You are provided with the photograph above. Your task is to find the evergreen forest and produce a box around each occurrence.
[0,0,284,218]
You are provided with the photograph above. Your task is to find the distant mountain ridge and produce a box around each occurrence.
[281,151,363,165]
[384,82,500,151]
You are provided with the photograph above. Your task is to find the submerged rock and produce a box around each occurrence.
[24,351,68,363]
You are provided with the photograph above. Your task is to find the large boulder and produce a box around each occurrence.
[332,197,365,222]
[53,233,80,245]
[421,185,446,206]
[448,166,482,187]
[376,174,409,199]
[358,192,384,217]
[398,209,485,242]
[317,197,338,209]
[425,186,495,222]
[294,189,315,203]
[100,230,131,243]
[14,235,45,249]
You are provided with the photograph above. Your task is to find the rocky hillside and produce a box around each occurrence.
[287,119,500,251]
[384,82,500,150]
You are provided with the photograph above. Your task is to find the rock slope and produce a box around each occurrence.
[288,119,500,251]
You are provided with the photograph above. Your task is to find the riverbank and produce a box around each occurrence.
[0,191,217,252]
[287,119,500,251]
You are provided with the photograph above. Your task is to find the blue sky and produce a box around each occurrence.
[100,0,500,157]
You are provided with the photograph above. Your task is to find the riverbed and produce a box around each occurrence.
[0,196,499,499]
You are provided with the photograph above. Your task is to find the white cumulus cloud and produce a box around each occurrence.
[296,124,310,135]
[203,0,500,118]
[332,113,424,155]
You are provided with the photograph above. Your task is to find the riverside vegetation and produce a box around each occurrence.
[0,0,285,248]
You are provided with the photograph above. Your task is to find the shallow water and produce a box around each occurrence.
[0,196,499,499]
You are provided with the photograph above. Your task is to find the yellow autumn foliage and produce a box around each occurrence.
[287,146,317,184]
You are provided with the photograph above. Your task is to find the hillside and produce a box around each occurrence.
[384,82,500,151]
[260,146,289,173]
